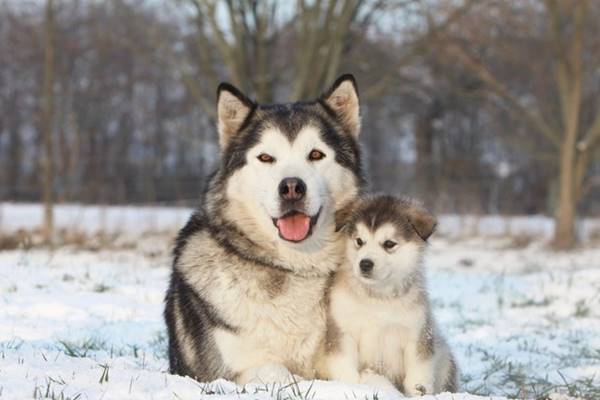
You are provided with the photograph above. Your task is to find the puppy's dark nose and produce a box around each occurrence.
[278,177,306,201]
[360,259,374,275]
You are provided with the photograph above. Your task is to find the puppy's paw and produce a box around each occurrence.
[404,382,431,397]
[360,369,403,397]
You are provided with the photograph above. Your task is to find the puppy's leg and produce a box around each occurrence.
[402,340,436,396]
[324,334,361,384]
[436,348,459,393]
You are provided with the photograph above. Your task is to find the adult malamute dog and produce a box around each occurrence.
[164,75,364,384]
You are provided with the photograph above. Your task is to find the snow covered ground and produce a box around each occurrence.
[0,204,599,399]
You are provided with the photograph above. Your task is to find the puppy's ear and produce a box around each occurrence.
[334,202,356,233]
[406,205,437,241]
[321,74,360,138]
[217,83,255,148]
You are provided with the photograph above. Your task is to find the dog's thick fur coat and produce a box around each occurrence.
[318,196,458,396]
[164,75,364,384]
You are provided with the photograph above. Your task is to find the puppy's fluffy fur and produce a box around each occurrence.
[318,195,458,396]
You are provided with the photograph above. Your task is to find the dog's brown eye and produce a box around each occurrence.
[356,238,364,247]
[383,240,397,250]
[257,153,275,163]
[308,149,325,161]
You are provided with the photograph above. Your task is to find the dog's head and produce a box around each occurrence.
[212,75,363,249]
[340,195,436,289]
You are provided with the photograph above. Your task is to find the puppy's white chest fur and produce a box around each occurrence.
[330,278,424,379]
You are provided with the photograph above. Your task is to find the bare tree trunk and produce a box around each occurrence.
[550,0,584,249]
[414,99,442,208]
[41,0,55,243]
[554,145,577,249]
[7,92,22,199]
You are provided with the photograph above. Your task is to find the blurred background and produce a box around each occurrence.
[2,2,600,398]
[1,0,600,249]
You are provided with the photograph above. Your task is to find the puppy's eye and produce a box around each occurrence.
[383,240,397,250]
[257,153,275,163]
[355,238,364,247]
[308,149,325,161]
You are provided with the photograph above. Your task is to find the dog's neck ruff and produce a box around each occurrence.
[205,205,338,279]
[342,267,426,300]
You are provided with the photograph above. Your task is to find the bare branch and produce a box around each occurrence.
[444,42,561,148]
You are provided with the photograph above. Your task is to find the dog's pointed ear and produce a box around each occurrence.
[406,204,437,241]
[321,74,360,138]
[217,83,255,148]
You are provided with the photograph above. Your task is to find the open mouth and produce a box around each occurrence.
[272,208,321,243]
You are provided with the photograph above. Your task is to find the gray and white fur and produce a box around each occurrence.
[164,75,365,385]
[318,195,458,396]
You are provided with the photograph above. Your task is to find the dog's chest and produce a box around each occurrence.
[214,272,329,377]
[178,232,334,375]
[234,272,328,330]
[331,286,424,376]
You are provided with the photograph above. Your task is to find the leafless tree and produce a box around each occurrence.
[436,0,600,248]
[41,0,56,242]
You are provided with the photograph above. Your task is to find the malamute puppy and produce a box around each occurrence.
[164,75,365,385]
[320,195,458,395]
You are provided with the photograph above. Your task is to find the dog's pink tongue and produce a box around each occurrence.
[276,213,311,241]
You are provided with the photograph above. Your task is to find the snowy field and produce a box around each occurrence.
[1,204,599,400]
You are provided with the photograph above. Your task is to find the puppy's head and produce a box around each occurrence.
[338,195,436,289]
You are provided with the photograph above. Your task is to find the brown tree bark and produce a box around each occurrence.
[6,92,22,199]
[551,0,583,249]
[414,99,442,208]
[41,0,55,244]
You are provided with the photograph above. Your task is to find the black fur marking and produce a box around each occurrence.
[322,272,341,354]
[314,113,363,180]
[342,195,434,242]
[321,73,358,100]
[417,311,435,359]
[173,205,297,275]
[204,220,295,274]
[164,270,235,381]
[215,100,363,185]
[217,82,256,110]
[444,356,459,392]
[172,211,206,266]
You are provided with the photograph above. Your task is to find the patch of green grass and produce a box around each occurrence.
[465,348,600,399]
[511,296,555,308]
[92,283,112,293]
[57,338,106,358]
[574,299,591,318]
[98,363,110,384]
[32,377,82,400]
[149,330,168,359]
[6,283,18,293]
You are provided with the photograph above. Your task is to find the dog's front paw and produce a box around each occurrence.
[239,362,297,385]
[360,369,403,397]
[404,382,431,397]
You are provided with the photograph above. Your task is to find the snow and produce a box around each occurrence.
[2,202,599,240]
[0,203,191,234]
[1,203,599,399]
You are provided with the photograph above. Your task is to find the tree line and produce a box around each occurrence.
[0,0,599,248]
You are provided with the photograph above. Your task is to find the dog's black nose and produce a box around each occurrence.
[279,177,306,201]
[359,259,374,275]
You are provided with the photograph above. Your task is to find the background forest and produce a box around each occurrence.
[1,0,600,249]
